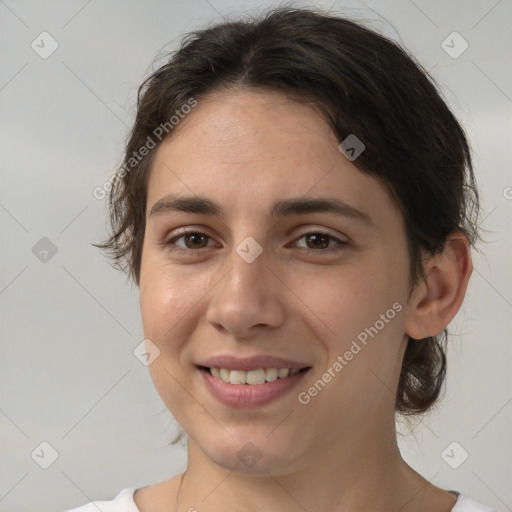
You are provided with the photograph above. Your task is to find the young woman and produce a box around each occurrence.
[67,6,495,512]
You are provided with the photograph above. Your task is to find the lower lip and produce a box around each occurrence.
[199,367,310,408]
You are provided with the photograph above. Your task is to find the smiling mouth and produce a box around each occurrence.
[198,366,311,385]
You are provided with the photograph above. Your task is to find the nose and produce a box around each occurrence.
[205,239,286,339]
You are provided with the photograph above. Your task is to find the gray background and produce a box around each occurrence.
[1,1,510,511]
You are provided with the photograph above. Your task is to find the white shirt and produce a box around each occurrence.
[63,488,498,511]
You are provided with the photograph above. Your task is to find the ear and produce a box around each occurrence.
[404,231,473,340]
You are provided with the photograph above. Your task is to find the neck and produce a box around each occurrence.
[175,415,431,512]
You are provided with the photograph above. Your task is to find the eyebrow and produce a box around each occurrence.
[149,194,374,226]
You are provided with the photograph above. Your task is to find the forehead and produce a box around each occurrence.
[167,89,337,163]
[146,89,402,229]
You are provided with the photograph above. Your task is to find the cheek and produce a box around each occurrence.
[140,264,210,342]
[298,258,409,407]
[297,260,406,342]
[138,262,209,418]
[139,253,231,389]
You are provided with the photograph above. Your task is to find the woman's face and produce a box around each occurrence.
[139,89,413,474]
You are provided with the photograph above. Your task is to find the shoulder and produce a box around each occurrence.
[451,493,498,512]
[63,488,139,512]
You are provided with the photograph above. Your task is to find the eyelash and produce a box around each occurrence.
[163,230,348,256]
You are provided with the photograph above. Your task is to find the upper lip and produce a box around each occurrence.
[198,355,311,371]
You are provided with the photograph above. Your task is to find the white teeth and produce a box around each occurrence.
[229,370,246,385]
[278,368,289,378]
[209,367,302,385]
[265,368,278,382]
[246,368,266,385]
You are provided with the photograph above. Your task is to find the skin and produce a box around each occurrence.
[135,89,472,512]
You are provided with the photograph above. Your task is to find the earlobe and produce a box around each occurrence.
[404,232,473,340]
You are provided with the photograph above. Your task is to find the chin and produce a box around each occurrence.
[195,427,306,475]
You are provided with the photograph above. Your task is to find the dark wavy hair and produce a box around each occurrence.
[94,6,480,416]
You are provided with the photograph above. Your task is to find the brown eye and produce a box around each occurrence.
[165,231,216,253]
[295,231,346,252]
[182,232,209,249]
[304,233,330,249]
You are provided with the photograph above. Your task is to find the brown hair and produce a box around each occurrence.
[94,7,480,416]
